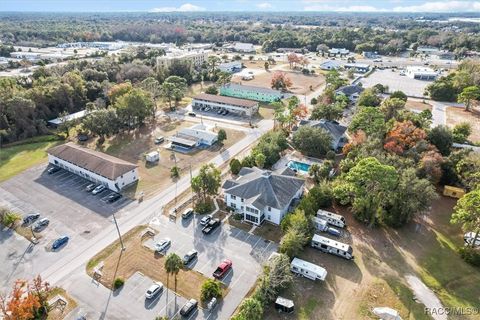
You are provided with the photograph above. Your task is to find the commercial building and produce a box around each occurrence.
[47,142,138,192]
[232,42,255,53]
[344,63,370,73]
[319,60,341,70]
[328,48,350,57]
[405,66,438,80]
[192,93,259,117]
[222,167,305,225]
[218,61,243,73]
[156,49,209,70]
[220,83,285,103]
[169,123,218,151]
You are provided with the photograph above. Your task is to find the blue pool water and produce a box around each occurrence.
[287,160,311,173]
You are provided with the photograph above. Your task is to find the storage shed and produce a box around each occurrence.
[443,186,465,199]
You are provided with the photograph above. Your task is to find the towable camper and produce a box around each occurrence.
[313,216,341,237]
[290,257,327,281]
[275,297,294,313]
[311,234,354,260]
[316,209,346,228]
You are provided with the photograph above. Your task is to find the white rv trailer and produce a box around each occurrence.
[311,234,354,260]
[313,216,328,232]
[316,209,346,228]
[290,257,327,281]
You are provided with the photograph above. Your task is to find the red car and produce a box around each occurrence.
[213,259,232,279]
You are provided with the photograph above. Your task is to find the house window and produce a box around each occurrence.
[267,207,271,212]
[241,198,244,202]
[231,203,236,209]
[231,195,236,200]
[245,214,258,224]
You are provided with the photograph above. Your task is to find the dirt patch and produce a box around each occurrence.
[252,222,283,243]
[405,100,432,112]
[87,226,218,302]
[47,287,78,320]
[232,70,325,95]
[446,107,480,143]
[227,215,252,233]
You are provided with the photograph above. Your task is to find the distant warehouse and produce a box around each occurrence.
[47,142,138,192]
[220,83,285,103]
[192,93,259,117]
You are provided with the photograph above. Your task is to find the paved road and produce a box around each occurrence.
[34,119,273,318]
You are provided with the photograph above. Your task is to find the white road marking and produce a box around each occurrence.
[252,236,262,249]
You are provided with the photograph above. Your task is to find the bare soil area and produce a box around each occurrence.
[232,70,325,95]
[405,100,432,112]
[446,107,480,143]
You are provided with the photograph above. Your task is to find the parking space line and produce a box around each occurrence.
[157,292,179,317]
[229,269,246,290]
[127,275,149,296]
[259,241,273,259]
[252,237,262,249]
[197,257,216,274]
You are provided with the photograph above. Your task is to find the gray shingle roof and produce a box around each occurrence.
[335,85,364,96]
[222,167,304,211]
[221,83,283,96]
[298,119,347,143]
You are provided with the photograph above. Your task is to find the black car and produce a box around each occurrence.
[23,213,40,225]
[106,193,122,203]
[47,166,61,174]
[202,218,220,234]
[183,250,198,265]
[180,299,198,317]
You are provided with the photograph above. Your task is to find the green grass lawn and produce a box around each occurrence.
[0,136,62,182]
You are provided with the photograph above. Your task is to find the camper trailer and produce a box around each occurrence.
[311,234,354,260]
[275,297,294,313]
[316,209,346,228]
[313,217,341,237]
[145,151,159,163]
[290,257,327,281]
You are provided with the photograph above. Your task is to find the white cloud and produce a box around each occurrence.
[304,5,383,12]
[151,3,206,12]
[257,2,272,9]
[393,1,480,12]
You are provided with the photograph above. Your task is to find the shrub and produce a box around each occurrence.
[113,277,124,289]
[195,200,214,214]
[229,158,242,175]
[200,279,222,302]
[1,210,21,228]
[326,150,336,160]
[458,247,480,267]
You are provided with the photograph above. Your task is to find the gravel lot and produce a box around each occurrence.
[360,69,435,97]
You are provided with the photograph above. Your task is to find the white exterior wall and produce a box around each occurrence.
[179,127,218,146]
[224,186,303,226]
[192,99,258,117]
[48,154,138,192]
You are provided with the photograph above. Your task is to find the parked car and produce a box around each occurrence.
[202,218,220,234]
[200,214,213,226]
[23,213,40,225]
[33,218,50,231]
[217,108,224,114]
[106,193,122,203]
[187,112,196,117]
[222,109,229,115]
[213,259,232,279]
[180,299,198,317]
[183,250,198,265]
[145,282,163,299]
[92,185,106,195]
[47,166,61,174]
[207,297,218,311]
[85,183,97,192]
[52,236,69,250]
[154,136,165,144]
[155,238,171,252]
[182,208,194,219]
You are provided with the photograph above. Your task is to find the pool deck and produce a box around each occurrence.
[273,151,323,174]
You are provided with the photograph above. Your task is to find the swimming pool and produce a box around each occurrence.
[287,160,311,173]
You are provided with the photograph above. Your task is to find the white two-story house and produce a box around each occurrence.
[222,167,305,226]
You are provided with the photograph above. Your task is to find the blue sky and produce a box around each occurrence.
[1,0,480,12]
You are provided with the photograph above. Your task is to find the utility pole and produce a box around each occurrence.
[112,212,125,251]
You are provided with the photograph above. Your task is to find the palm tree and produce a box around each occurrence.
[164,253,183,314]
[207,56,221,75]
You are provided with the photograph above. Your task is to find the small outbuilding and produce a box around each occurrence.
[275,297,294,313]
[443,185,466,198]
[145,151,159,163]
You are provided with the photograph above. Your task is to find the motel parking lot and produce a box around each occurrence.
[0,164,134,291]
